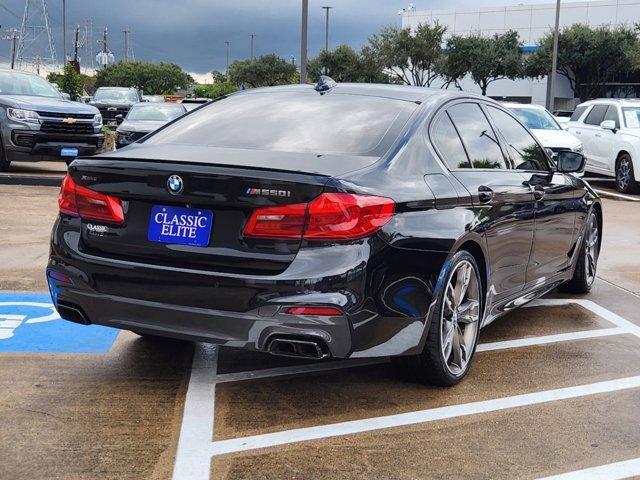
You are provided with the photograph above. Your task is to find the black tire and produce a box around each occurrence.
[392,250,483,387]
[0,139,10,172]
[615,153,640,194]
[558,209,600,294]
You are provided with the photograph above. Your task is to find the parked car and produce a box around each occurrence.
[503,102,583,160]
[180,97,211,111]
[90,87,142,127]
[553,109,573,128]
[568,98,640,193]
[0,69,104,171]
[116,102,187,148]
[142,95,166,103]
[48,81,600,386]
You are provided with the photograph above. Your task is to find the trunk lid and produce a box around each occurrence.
[69,153,343,275]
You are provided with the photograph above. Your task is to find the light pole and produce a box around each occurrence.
[62,0,66,64]
[300,0,308,83]
[249,33,255,61]
[225,41,230,79]
[547,0,561,112]
[322,6,333,52]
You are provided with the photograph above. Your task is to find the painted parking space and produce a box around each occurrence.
[171,297,640,480]
[0,292,119,353]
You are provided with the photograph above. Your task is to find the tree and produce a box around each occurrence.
[366,22,447,86]
[193,82,238,99]
[211,70,227,83]
[441,30,525,95]
[47,63,83,97]
[307,44,395,83]
[526,24,640,101]
[94,61,194,95]
[228,54,297,88]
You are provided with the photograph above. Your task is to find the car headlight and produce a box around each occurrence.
[7,108,39,124]
[573,144,584,154]
[93,113,102,124]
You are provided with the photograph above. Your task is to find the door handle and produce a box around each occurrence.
[595,133,601,137]
[575,130,581,134]
[478,185,494,203]
[531,185,545,201]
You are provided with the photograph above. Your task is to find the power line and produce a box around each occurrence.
[0,2,20,19]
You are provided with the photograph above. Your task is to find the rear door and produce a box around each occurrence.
[580,104,609,170]
[486,105,580,282]
[438,102,535,300]
[592,104,619,174]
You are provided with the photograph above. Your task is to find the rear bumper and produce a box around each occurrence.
[48,217,447,358]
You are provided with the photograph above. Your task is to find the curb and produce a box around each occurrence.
[0,174,63,187]
[593,188,640,202]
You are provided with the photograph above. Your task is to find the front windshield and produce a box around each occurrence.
[127,104,185,122]
[622,108,640,128]
[512,107,561,131]
[94,88,138,103]
[0,71,61,98]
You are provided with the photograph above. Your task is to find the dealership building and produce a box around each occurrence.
[401,0,640,108]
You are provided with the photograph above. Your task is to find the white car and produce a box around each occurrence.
[567,99,640,193]
[503,103,583,159]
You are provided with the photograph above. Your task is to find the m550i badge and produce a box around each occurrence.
[245,188,291,198]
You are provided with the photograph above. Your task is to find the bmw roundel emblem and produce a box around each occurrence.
[167,175,184,195]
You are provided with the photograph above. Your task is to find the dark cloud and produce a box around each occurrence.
[0,0,547,75]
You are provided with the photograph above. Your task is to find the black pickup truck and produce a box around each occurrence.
[89,87,142,127]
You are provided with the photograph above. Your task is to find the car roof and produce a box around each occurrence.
[577,98,640,107]
[240,83,460,104]
[501,102,547,110]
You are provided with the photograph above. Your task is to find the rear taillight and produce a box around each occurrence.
[243,193,395,241]
[58,174,125,224]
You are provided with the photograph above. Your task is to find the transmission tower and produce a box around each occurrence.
[16,0,56,71]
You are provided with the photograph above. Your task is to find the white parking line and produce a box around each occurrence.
[172,299,640,480]
[208,375,640,456]
[593,188,640,202]
[476,327,626,352]
[536,457,640,480]
[172,344,219,480]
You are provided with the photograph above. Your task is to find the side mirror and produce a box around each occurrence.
[61,92,71,100]
[556,150,585,174]
[600,120,617,132]
[115,114,124,125]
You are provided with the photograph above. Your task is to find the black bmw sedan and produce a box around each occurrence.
[47,81,601,386]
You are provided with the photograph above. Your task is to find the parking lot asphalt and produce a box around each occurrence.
[1,182,640,479]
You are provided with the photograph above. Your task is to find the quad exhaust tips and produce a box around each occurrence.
[267,336,331,360]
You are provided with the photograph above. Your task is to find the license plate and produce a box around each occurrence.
[60,147,79,157]
[148,205,213,247]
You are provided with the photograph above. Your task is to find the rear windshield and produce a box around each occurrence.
[511,107,560,130]
[144,91,417,156]
[127,104,185,121]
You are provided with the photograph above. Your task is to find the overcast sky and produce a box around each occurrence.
[0,0,581,79]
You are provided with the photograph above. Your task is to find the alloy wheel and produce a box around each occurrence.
[441,260,480,376]
[585,213,599,286]
[617,158,631,192]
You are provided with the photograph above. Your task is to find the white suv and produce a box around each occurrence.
[568,99,640,193]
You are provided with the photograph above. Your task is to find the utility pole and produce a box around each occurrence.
[73,24,79,62]
[547,0,561,112]
[62,0,66,64]
[3,28,19,69]
[249,33,255,61]
[122,28,130,61]
[300,0,308,83]
[225,41,230,79]
[322,6,333,52]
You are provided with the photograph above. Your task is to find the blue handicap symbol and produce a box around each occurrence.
[0,292,119,353]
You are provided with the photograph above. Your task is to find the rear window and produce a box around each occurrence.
[569,105,588,122]
[144,91,417,156]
